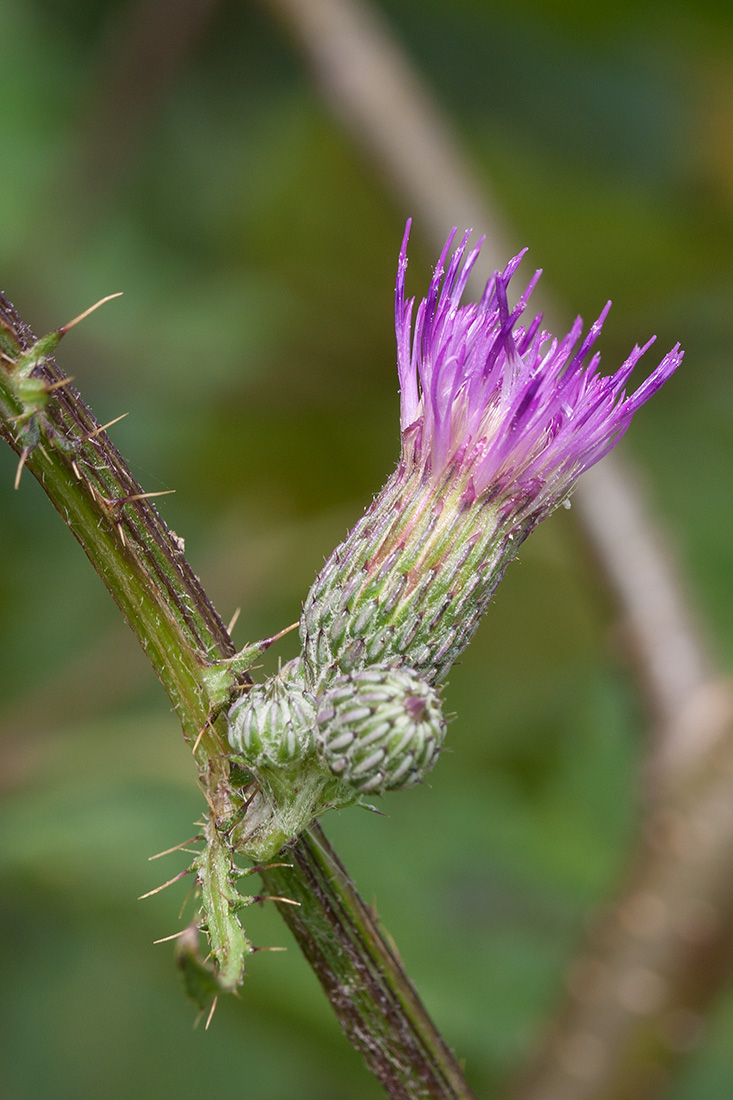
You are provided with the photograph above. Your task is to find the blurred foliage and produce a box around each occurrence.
[1,1,732,1097]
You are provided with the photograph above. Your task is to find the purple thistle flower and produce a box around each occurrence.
[395,220,682,522]
[227,226,684,847]
[300,223,683,687]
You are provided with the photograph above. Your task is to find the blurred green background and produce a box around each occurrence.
[1,1,732,1097]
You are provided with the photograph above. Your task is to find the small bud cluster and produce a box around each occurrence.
[226,656,445,860]
[228,659,445,794]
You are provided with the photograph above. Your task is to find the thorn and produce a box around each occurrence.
[251,945,287,953]
[58,292,123,336]
[253,895,301,907]
[241,862,293,877]
[116,522,127,546]
[83,412,129,441]
[358,801,388,817]
[226,607,241,636]
[192,719,212,756]
[149,835,202,860]
[205,996,219,1030]
[222,621,300,669]
[242,784,260,810]
[122,489,176,504]
[43,375,74,394]
[236,783,261,816]
[267,620,300,645]
[13,446,31,490]
[71,459,82,480]
[153,929,189,945]
[138,868,192,900]
[97,489,174,520]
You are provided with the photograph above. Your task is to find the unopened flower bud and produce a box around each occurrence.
[228,664,316,769]
[316,665,446,793]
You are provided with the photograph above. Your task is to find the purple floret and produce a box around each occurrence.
[395,220,682,516]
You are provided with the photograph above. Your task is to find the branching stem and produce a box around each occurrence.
[0,293,475,1100]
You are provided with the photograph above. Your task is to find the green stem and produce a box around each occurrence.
[0,292,475,1099]
[262,825,477,1100]
[0,299,233,738]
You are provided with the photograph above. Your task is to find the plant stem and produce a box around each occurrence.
[0,292,475,1099]
[263,825,477,1100]
[0,297,234,739]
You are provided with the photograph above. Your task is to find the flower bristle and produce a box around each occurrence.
[396,220,682,521]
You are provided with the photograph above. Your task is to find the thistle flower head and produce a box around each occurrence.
[300,222,683,689]
[228,223,685,858]
[396,221,682,521]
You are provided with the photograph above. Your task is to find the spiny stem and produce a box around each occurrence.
[261,825,477,1100]
[0,291,475,1099]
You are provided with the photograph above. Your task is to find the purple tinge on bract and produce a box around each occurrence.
[395,220,682,515]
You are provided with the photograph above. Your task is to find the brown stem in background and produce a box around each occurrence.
[259,0,733,1095]
[574,460,715,783]
[508,688,733,1100]
[263,0,510,264]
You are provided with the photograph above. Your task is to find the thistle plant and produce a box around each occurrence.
[0,222,681,1085]
[226,221,683,864]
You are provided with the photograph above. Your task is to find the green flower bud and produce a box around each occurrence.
[228,664,316,769]
[315,665,446,793]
